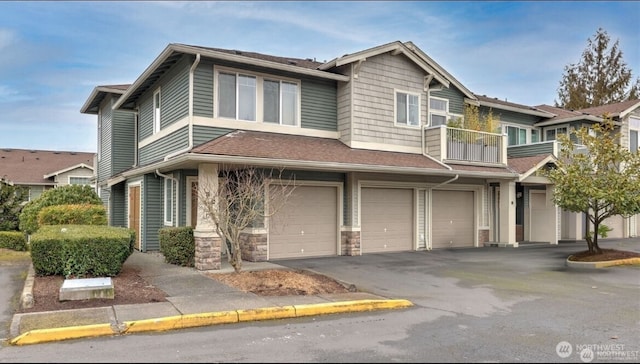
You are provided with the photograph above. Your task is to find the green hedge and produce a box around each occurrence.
[159,226,195,267]
[0,231,27,251]
[19,185,102,235]
[30,225,135,278]
[38,204,107,226]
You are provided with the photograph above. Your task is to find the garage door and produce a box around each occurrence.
[361,188,413,253]
[431,190,474,248]
[269,185,338,259]
[602,215,624,239]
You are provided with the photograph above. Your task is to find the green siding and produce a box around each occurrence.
[98,98,113,183]
[139,98,153,140]
[192,126,235,147]
[111,182,126,228]
[143,174,163,251]
[507,142,555,157]
[139,126,189,166]
[301,78,338,131]
[111,109,136,175]
[194,60,214,118]
[484,107,540,126]
[431,87,466,115]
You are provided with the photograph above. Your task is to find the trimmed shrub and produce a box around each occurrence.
[30,225,135,277]
[159,226,195,267]
[0,231,27,251]
[19,185,102,235]
[38,204,107,226]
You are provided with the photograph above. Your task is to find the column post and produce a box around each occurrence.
[194,163,223,270]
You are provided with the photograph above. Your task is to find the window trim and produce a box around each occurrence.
[395,89,421,128]
[214,66,301,126]
[545,125,568,141]
[68,176,91,185]
[629,116,640,152]
[503,124,531,146]
[428,96,448,127]
[164,173,174,226]
[153,88,161,134]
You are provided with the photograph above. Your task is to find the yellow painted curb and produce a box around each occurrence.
[294,299,413,317]
[567,256,640,268]
[9,299,414,345]
[237,306,296,322]
[10,323,114,346]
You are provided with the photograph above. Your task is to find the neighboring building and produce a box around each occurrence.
[0,148,95,201]
[80,40,639,270]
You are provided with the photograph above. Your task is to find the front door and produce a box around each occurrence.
[129,185,141,250]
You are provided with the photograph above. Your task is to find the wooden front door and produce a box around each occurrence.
[129,185,141,250]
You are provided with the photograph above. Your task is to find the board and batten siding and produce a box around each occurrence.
[98,98,113,184]
[138,126,189,166]
[350,53,427,149]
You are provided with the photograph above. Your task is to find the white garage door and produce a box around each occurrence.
[361,188,413,253]
[602,215,624,239]
[269,185,338,259]
[431,190,475,248]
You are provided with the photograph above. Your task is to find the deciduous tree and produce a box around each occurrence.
[544,117,640,254]
[0,178,28,231]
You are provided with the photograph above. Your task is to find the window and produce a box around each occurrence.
[531,129,540,143]
[429,97,447,126]
[629,117,640,152]
[264,80,298,125]
[217,69,299,125]
[506,126,527,146]
[69,177,91,185]
[153,89,161,134]
[218,72,257,121]
[395,91,420,127]
[545,127,567,141]
[164,175,174,225]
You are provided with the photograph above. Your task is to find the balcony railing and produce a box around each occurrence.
[423,126,507,165]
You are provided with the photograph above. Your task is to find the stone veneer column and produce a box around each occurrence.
[239,229,268,262]
[341,228,361,256]
[194,163,222,270]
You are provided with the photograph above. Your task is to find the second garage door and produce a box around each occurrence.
[268,185,338,260]
[431,190,475,249]
[361,187,414,253]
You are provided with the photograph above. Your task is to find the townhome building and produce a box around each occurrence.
[81,40,639,270]
[0,148,95,201]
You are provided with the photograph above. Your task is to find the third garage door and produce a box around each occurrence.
[431,190,475,249]
[361,187,414,253]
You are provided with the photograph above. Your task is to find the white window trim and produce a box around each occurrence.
[395,89,421,128]
[164,173,174,226]
[68,176,91,185]
[502,123,532,145]
[428,96,448,127]
[153,88,161,134]
[545,125,569,141]
[629,116,640,151]
[214,65,302,127]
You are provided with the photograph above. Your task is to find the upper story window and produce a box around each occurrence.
[545,126,567,141]
[69,176,91,185]
[629,117,640,152]
[505,125,527,146]
[153,88,161,134]
[429,97,448,126]
[531,129,540,143]
[395,90,420,127]
[216,67,300,126]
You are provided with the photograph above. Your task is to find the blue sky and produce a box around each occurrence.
[0,1,638,153]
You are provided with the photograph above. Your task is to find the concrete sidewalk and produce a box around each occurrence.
[9,251,412,346]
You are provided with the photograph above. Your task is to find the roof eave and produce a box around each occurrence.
[478,100,555,118]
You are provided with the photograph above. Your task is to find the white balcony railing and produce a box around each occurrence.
[423,126,507,164]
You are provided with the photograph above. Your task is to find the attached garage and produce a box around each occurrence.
[602,215,625,239]
[431,190,475,249]
[361,187,414,253]
[268,185,339,259]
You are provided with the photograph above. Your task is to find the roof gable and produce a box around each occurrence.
[0,149,95,185]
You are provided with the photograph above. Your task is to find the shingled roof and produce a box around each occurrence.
[0,149,95,185]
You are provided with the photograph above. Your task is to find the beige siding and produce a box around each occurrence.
[55,168,94,186]
[351,53,426,149]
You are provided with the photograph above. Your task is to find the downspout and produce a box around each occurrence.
[155,169,179,227]
[164,53,200,162]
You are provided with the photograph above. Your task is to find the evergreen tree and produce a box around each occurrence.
[0,178,28,231]
[556,28,640,109]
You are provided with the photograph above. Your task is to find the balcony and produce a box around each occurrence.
[423,125,507,165]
